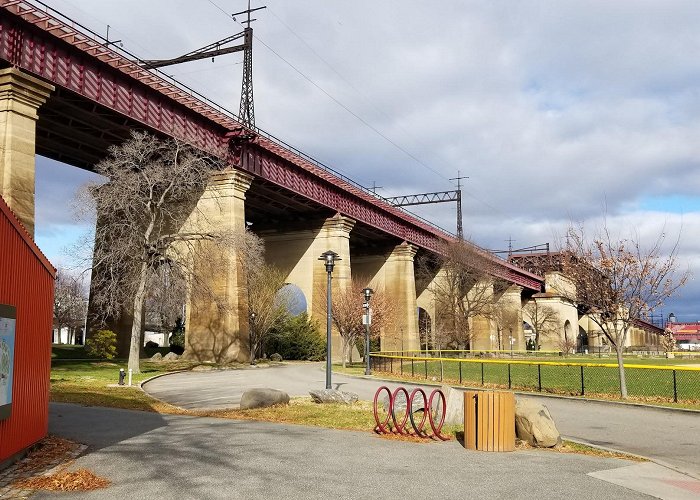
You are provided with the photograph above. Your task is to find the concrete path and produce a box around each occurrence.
[38,403,656,499]
[144,362,700,479]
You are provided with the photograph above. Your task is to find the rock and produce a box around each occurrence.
[515,398,562,448]
[150,352,162,362]
[309,389,359,405]
[162,352,180,362]
[380,394,417,414]
[442,386,466,425]
[270,353,283,362]
[240,388,290,409]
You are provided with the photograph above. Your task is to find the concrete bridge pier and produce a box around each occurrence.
[0,68,54,235]
[182,170,253,363]
[353,242,420,353]
[262,214,355,361]
[494,285,525,351]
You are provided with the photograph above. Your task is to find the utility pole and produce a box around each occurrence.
[139,1,265,129]
[450,172,468,240]
[384,171,468,239]
[234,0,265,128]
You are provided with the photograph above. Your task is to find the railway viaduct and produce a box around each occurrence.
[0,1,543,362]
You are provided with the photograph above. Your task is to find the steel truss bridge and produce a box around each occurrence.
[0,0,542,291]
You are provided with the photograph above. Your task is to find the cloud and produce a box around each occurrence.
[31,0,700,318]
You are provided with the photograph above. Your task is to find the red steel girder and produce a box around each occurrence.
[0,1,543,291]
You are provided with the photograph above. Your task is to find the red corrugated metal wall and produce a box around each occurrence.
[0,196,55,463]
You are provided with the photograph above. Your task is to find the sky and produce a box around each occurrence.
[33,0,700,321]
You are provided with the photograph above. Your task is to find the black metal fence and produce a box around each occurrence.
[369,354,700,404]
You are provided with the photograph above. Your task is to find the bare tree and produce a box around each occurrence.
[418,240,505,350]
[556,335,576,356]
[53,269,88,345]
[522,301,560,350]
[144,265,187,343]
[563,223,689,398]
[247,264,293,363]
[323,276,394,368]
[81,131,249,373]
[660,328,677,355]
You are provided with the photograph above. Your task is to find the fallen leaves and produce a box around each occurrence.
[7,436,110,493]
[14,468,110,491]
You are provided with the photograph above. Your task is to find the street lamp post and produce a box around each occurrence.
[362,287,374,375]
[249,311,256,365]
[319,250,340,389]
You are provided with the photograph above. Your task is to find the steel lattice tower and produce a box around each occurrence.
[238,26,255,128]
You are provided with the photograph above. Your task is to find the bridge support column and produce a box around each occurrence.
[262,214,355,361]
[494,285,524,351]
[0,68,53,235]
[183,170,253,363]
[353,242,420,353]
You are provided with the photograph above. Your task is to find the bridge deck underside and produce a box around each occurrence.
[23,83,401,256]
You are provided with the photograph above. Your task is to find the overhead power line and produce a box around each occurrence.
[205,0,449,182]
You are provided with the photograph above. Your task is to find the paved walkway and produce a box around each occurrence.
[144,362,700,479]
[37,403,670,499]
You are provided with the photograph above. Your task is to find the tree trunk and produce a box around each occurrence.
[128,262,149,374]
[341,337,347,368]
[615,345,628,399]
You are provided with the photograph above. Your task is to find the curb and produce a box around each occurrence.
[336,369,700,414]
[562,437,700,481]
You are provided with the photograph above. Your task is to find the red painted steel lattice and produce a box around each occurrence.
[0,0,543,290]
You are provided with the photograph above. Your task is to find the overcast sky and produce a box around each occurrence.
[35,0,700,321]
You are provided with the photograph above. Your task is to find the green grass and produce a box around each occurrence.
[50,358,202,411]
[361,357,700,410]
[51,344,92,360]
[51,344,171,361]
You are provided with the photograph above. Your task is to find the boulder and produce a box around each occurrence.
[240,388,290,410]
[515,398,561,448]
[150,352,162,362]
[380,393,423,415]
[162,352,180,362]
[441,386,466,425]
[309,389,358,405]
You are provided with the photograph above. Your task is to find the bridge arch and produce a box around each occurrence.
[276,283,307,316]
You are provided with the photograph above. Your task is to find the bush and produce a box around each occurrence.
[85,329,117,359]
[355,336,380,360]
[266,313,325,361]
[145,340,159,348]
[169,317,185,354]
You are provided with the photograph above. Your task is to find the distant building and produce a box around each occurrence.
[666,322,700,350]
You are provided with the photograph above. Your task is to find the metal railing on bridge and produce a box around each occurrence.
[19,0,456,241]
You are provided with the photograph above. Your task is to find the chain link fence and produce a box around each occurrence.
[369,352,700,404]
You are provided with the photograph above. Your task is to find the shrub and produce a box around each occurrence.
[266,313,325,361]
[355,336,380,360]
[169,317,185,354]
[145,340,159,348]
[85,329,117,359]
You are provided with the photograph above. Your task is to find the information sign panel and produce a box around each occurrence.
[0,304,16,421]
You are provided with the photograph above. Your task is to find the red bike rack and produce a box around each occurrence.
[373,386,449,440]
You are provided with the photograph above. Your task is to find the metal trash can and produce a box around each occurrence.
[464,390,515,452]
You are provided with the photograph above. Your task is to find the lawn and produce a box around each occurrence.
[50,358,199,412]
[367,355,700,409]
